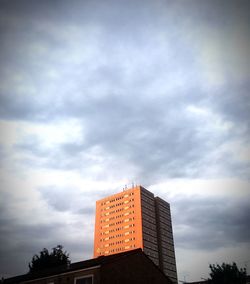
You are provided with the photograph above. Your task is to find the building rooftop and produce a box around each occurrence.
[4,249,172,284]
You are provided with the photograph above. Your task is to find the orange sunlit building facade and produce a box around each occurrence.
[94,185,178,283]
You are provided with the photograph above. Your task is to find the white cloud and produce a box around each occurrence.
[151,178,250,200]
[197,27,249,88]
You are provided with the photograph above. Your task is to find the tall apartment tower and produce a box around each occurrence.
[94,185,178,283]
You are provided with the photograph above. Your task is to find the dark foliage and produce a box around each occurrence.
[29,245,70,272]
[208,262,246,284]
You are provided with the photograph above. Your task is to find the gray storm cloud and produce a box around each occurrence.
[0,0,249,280]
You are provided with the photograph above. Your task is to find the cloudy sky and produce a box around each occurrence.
[0,0,249,281]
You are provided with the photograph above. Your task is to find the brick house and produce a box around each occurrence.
[4,249,173,284]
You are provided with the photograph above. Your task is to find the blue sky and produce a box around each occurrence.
[0,0,249,281]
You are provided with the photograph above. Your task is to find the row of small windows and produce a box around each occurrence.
[142,214,156,225]
[158,218,171,228]
[101,214,133,223]
[101,217,135,229]
[140,192,154,201]
[160,229,172,238]
[163,262,177,273]
[101,205,135,216]
[141,204,155,214]
[157,201,170,208]
[142,220,156,231]
[100,229,115,235]
[103,237,136,247]
[143,234,157,245]
[143,240,158,251]
[143,248,159,260]
[158,211,171,220]
[101,199,134,211]
[161,238,174,246]
[100,193,134,206]
[100,211,135,223]
[161,245,175,253]
[141,196,155,206]
[141,229,157,239]
[158,205,171,215]
[105,244,136,254]
[162,256,176,265]
[100,227,124,235]
[159,224,172,233]
[100,224,135,237]
[142,206,156,217]
[100,230,136,241]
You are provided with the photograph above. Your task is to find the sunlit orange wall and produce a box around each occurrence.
[93,186,143,258]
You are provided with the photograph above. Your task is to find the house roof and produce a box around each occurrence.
[4,249,161,283]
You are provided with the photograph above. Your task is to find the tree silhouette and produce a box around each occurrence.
[29,245,70,272]
[209,262,246,284]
